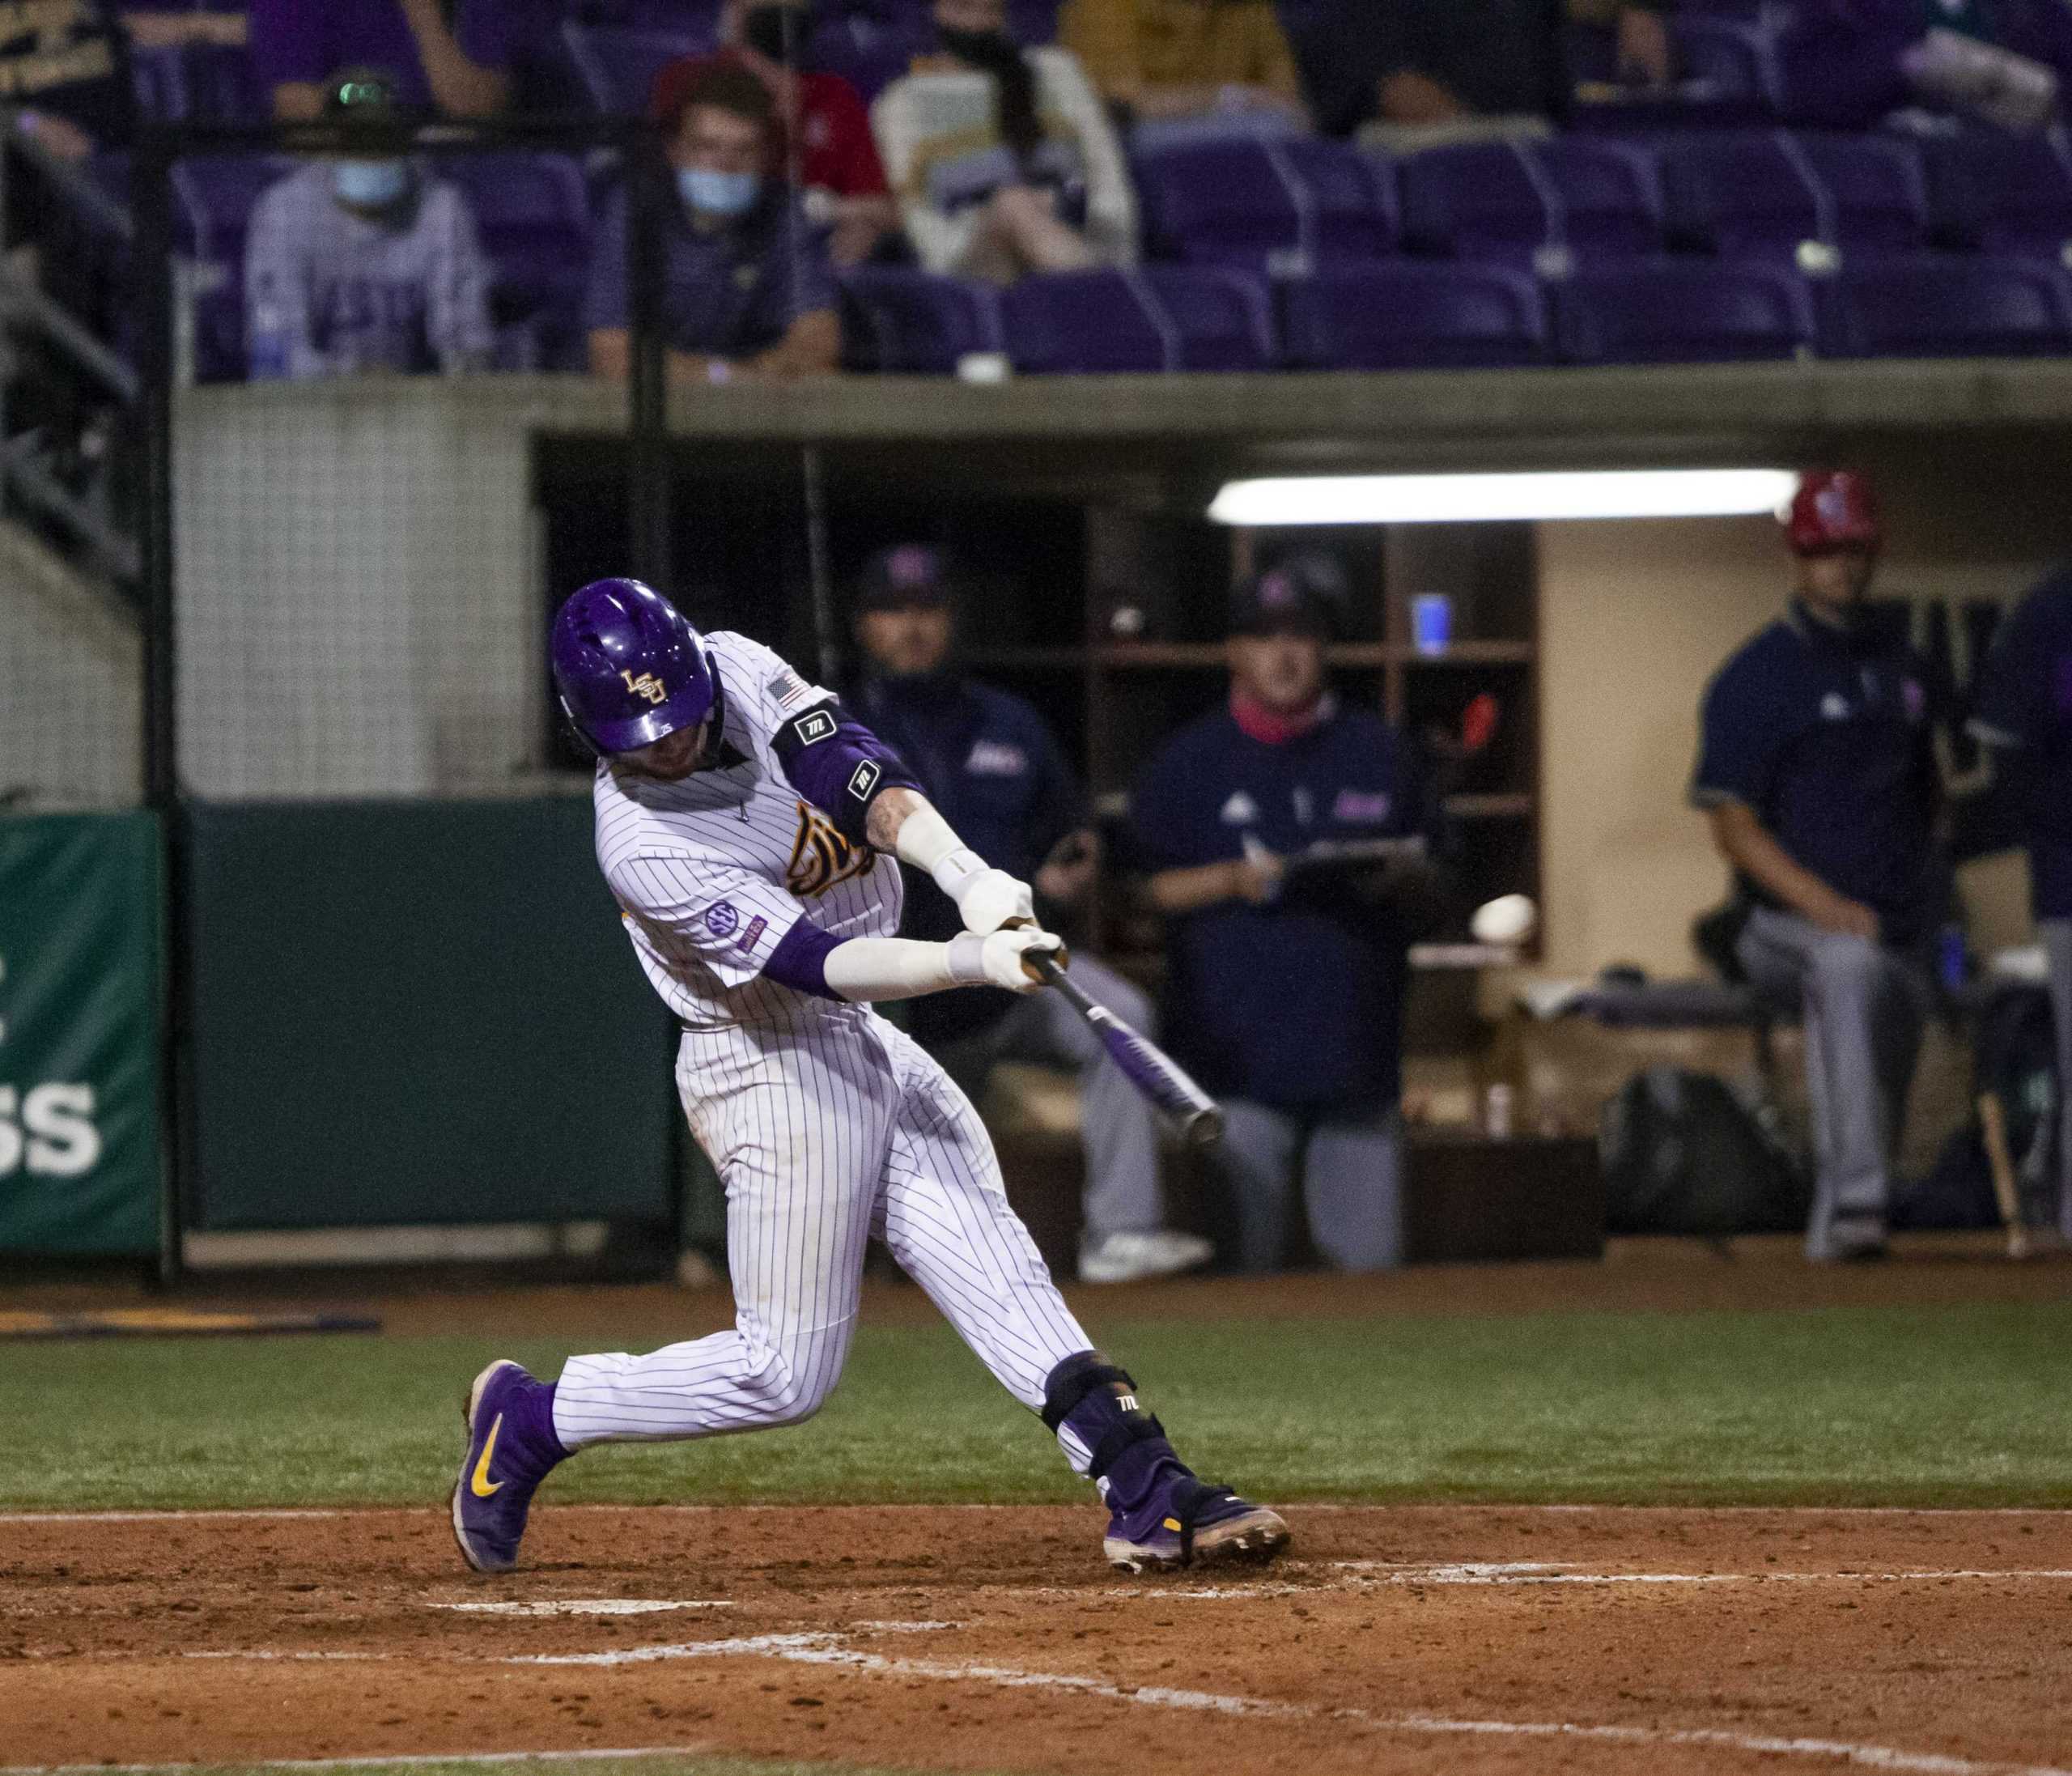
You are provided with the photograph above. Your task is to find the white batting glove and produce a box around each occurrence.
[948,927,1065,994]
[954,865,1036,937]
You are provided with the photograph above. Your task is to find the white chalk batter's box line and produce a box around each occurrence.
[15,1617,2066,1776]
[6,1502,2072,1525]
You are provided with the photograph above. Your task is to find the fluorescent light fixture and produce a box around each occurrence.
[1208,469,1800,527]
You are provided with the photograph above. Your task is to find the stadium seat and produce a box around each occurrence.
[996,267,1275,373]
[1667,16,1781,113]
[1133,138,1393,274]
[1790,133,1931,259]
[439,154,594,372]
[1554,260,1816,363]
[1822,256,2072,358]
[1661,130,1926,264]
[1397,138,1663,272]
[806,14,923,103]
[563,22,715,115]
[1279,262,1550,371]
[839,268,1002,372]
[1926,126,2072,263]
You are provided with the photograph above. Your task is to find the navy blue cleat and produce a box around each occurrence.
[450,1359,567,1574]
[1104,1470,1289,1574]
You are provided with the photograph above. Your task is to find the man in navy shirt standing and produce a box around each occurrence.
[1132,563,1438,1273]
[1969,567,2072,1242]
[1692,470,1946,1262]
[587,61,840,386]
[848,546,1213,1285]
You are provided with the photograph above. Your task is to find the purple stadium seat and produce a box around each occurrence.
[1133,138,1392,274]
[1926,127,2072,261]
[807,15,923,102]
[839,268,1002,372]
[439,154,594,371]
[1555,261,1816,363]
[563,22,715,114]
[1139,266,1276,369]
[1398,138,1662,272]
[1668,16,1781,113]
[1791,133,1930,258]
[180,41,264,121]
[1823,257,2072,357]
[1279,263,1550,371]
[1665,130,1933,265]
[1008,0,1060,45]
[996,267,1275,373]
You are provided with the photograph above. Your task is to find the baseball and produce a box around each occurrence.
[1471,893,1538,946]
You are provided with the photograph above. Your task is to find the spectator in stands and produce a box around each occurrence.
[1692,472,1946,1264]
[1295,0,1668,137]
[1132,561,1442,1274]
[252,0,506,121]
[652,0,900,267]
[1778,0,2072,132]
[845,545,1213,1285]
[1058,0,1310,130]
[873,0,1136,282]
[3,0,130,160]
[243,68,493,380]
[586,61,840,385]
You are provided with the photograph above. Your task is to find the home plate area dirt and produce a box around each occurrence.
[4,1505,2070,1775]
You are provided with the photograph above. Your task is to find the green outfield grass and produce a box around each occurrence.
[4,1299,2070,1512]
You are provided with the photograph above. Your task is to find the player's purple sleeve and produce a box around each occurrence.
[761,917,843,1001]
[771,701,923,847]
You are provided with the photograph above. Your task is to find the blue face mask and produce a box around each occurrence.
[334,159,410,208]
[678,167,762,218]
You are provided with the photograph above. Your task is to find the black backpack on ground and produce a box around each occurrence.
[1895,984,2059,1230]
[1600,1066,1811,1236]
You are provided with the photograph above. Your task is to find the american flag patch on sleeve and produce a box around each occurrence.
[768,668,814,712]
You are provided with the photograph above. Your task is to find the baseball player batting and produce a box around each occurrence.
[451,578,1289,1577]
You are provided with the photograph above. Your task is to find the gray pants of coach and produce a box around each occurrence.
[1217,1102,1403,1273]
[933,954,1163,1243]
[1737,907,1933,1258]
[2045,919,2072,1240]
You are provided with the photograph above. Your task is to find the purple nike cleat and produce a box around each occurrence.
[450,1359,567,1574]
[1102,1462,1290,1574]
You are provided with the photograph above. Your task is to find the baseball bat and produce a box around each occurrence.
[1024,952,1225,1148]
[1977,1091,2032,1260]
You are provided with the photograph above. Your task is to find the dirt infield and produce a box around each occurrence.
[5,1503,2070,1775]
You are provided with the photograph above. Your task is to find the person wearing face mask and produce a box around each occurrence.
[587,61,841,386]
[649,0,898,268]
[1131,563,1442,1275]
[871,0,1136,282]
[242,67,492,381]
[1692,472,1948,1262]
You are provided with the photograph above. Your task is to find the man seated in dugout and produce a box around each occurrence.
[587,60,840,387]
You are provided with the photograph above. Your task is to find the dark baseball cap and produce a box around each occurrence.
[856,545,954,613]
[1229,554,1344,639]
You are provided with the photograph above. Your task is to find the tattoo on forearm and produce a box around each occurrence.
[868,787,925,853]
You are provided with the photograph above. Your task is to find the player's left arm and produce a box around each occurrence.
[769,695,1037,936]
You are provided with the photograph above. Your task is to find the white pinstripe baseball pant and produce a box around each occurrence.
[551,1005,1097,1457]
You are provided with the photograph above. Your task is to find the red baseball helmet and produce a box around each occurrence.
[1782,470,1880,555]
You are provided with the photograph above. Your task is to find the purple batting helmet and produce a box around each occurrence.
[551,578,719,754]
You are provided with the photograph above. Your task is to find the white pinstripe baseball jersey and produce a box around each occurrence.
[555,629,1097,1459]
[595,630,903,1032]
